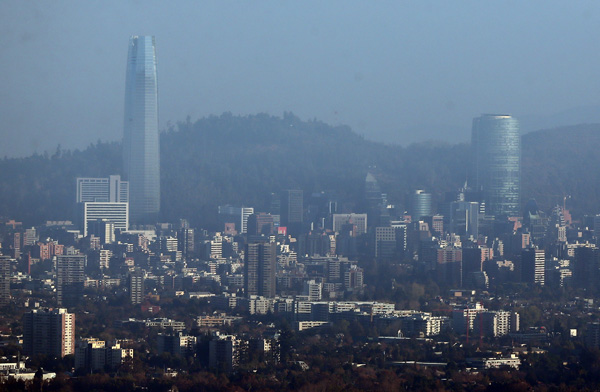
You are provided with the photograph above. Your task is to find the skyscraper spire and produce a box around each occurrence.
[123,36,160,223]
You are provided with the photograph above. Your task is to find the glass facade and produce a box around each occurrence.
[472,114,521,217]
[411,190,433,220]
[123,36,160,222]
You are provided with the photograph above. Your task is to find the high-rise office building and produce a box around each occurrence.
[244,241,276,298]
[123,35,160,223]
[81,202,129,237]
[76,175,128,237]
[22,308,75,357]
[375,226,396,259]
[76,175,129,203]
[57,255,86,307]
[281,190,303,234]
[472,114,521,217]
[365,173,387,227]
[177,227,195,258]
[448,201,479,238]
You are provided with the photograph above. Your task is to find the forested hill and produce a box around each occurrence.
[0,113,599,228]
[521,123,600,216]
[159,112,468,227]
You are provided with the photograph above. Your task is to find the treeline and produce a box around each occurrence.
[1,113,599,228]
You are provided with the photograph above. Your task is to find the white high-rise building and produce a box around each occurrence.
[123,36,160,223]
[76,175,129,203]
[82,203,129,237]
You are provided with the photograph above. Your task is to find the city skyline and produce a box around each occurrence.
[2,3,600,388]
[3,2,600,158]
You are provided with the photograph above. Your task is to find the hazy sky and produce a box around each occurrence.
[1,1,600,157]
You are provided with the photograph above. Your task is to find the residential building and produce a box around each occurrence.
[244,241,276,298]
[74,338,133,372]
[129,269,144,305]
[22,308,75,357]
[57,255,86,307]
[157,333,197,357]
[521,248,545,286]
[209,334,240,372]
[0,256,10,306]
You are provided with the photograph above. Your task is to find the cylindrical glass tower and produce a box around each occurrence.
[471,114,520,217]
[411,189,433,220]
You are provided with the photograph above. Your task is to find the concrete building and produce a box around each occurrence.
[76,175,129,203]
[280,190,303,228]
[209,334,240,372]
[218,206,254,234]
[244,241,276,298]
[74,338,133,372]
[81,202,128,237]
[129,268,145,305]
[22,308,75,357]
[0,256,10,306]
[157,333,197,357]
[521,248,545,286]
[177,227,195,257]
[57,255,86,307]
[375,226,395,259]
[344,265,364,291]
[333,213,367,236]
[303,280,323,301]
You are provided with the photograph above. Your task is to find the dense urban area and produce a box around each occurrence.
[3,144,600,391]
[3,35,600,392]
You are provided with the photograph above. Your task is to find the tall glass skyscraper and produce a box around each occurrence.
[471,114,520,217]
[123,36,160,223]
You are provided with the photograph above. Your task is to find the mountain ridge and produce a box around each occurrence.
[1,113,599,227]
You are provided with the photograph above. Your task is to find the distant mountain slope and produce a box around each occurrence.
[521,123,600,217]
[160,112,468,227]
[0,114,597,228]
[0,142,121,226]
[519,106,600,134]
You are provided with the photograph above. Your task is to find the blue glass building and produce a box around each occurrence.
[471,114,521,217]
[411,189,433,221]
[123,36,160,222]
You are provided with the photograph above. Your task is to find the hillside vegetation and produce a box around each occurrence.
[0,113,597,227]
